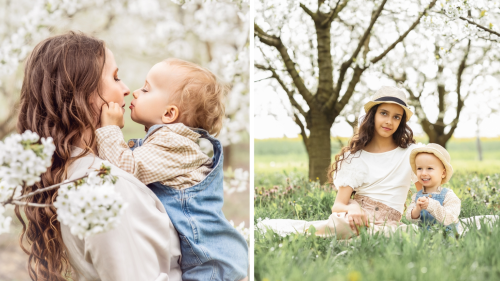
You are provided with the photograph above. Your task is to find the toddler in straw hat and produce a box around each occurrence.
[405,143,461,232]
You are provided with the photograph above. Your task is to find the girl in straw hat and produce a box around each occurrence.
[406,144,460,232]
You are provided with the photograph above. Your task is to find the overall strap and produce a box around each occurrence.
[440,187,449,196]
[192,128,223,169]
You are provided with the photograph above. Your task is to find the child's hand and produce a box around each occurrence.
[101,102,125,128]
[417,197,429,210]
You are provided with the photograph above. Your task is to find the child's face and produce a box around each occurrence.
[415,153,446,188]
[130,62,183,128]
[373,103,403,139]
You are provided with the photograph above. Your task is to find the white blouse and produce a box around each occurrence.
[61,147,182,281]
[333,143,423,213]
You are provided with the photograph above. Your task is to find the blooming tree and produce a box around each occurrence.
[255,0,437,182]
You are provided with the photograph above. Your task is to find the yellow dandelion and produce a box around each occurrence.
[348,271,361,281]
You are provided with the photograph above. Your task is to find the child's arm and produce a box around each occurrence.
[96,125,207,185]
[405,193,422,222]
[425,190,461,226]
[97,103,207,185]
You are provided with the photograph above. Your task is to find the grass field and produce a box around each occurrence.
[254,137,500,281]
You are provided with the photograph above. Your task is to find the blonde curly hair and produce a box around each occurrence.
[163,58,228,136]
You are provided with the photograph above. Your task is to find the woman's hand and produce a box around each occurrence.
[101,102,125,128]
[331,186,369,234]
[346,204,369,234]
[417,197,429,210]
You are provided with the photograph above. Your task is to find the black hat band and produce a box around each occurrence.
[374,96,407,107]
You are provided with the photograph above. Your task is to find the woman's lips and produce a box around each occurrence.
[382,127,391,131]
[129,104,135,110]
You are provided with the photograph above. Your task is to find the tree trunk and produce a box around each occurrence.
[476,136,483,161]
[305,110,333,183]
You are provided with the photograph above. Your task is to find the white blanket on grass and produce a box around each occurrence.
[256,215,499,237]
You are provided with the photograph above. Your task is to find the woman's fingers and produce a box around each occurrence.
[348,215,356,232]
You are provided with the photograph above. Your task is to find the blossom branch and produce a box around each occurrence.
[13,174,88,201]
[458,16,500,38]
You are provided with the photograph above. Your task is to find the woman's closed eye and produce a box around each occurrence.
[141,88,148,93]
[114,77,121,82]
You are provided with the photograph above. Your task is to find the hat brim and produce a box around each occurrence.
[364,101,413,121]
[409,147,454,185]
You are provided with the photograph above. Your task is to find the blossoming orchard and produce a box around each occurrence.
[0,0,249,241]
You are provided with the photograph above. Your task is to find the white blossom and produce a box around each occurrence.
[54,163,126,239]
[0,131,54,188]
[229,220,249,243]
[223,168,249,194]
[0,205,12,235]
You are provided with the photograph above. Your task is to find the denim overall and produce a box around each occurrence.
[129,124,248,281]
[415,188,459,233]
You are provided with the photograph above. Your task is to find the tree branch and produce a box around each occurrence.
[332,66,366,115]
[321,0,348,26]
[300,3,317,20]
[459,16,500,38]
[255,63,308,117]
[255,23,314,105]
[445,39,471,140]
[294,113,309,151]
[370,0,437,64]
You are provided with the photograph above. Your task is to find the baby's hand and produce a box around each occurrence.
[101,102,125,128]
[417,197,429,210]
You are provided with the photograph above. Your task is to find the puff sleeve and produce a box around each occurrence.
[333,152,368,189]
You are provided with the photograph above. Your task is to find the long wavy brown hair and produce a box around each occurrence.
[327,103,416,183]
[15,31,106,280]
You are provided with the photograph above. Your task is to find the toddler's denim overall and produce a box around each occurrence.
[415,188,459,233]
[129,125,248,281]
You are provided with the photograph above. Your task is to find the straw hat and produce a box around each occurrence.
[409,143,454,185]
[363,86,413,121]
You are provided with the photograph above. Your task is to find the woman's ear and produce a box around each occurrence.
[442,169,446,179]
[162,105,179,124]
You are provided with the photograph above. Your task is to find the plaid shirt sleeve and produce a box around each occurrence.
[96,125,209,185]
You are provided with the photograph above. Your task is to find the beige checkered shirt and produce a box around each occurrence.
[405,186,461,226]
[96,124,212,190]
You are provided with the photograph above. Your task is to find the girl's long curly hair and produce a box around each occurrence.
[15,31,106,280]
[327,103,416,183]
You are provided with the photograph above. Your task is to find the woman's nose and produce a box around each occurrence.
[123,85,130,97]
[133,90,139,99]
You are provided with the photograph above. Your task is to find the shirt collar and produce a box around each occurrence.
[162,123,201,142]
[423,185,442,194]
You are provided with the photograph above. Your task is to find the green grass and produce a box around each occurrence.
[254,137,500,281]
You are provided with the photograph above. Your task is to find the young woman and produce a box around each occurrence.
[16,32,182,281]
[258,86,423,238]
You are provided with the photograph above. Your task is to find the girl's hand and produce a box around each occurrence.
[417,197,429,210]
[101,102,125,128]
[346,204,369,234]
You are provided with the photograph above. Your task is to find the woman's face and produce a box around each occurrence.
[373,103,404,138]
[97,48,130,123]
